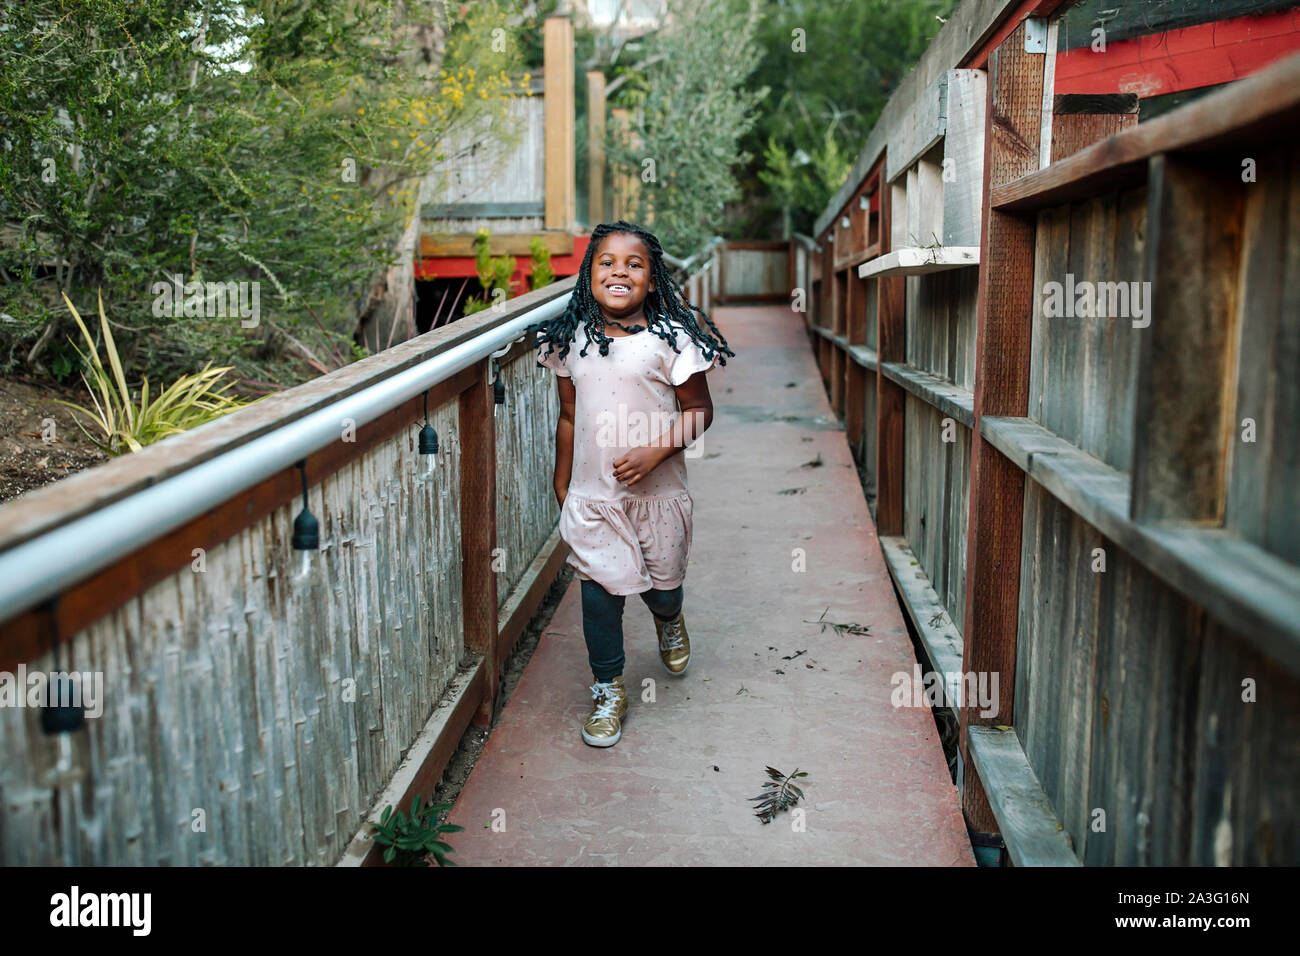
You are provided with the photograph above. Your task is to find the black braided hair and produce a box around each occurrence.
[526,220,735,372]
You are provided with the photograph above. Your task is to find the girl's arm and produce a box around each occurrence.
[554,375,576,504]
[660,372,713,461]
[613,372,713,487]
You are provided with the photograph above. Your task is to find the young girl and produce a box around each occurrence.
[527,221,734,748]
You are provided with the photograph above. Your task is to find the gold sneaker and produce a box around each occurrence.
[655,611,691,675]
[581,676,628,747]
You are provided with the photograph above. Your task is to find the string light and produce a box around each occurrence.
[292,460,320,585]
[416,389,449,498]
[38,600,88,788]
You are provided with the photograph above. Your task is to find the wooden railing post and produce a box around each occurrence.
[960,18,1047,836]
[460,357,500,726]
[874,174,906,536]
[544,16,575,232]
[586,69,606,224]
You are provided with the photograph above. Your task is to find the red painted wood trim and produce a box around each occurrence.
[1055,9,1300,97]
[415,234,593,282]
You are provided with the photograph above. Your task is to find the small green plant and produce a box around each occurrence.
[465,227,516,314]
[52,291,253,455]
[528,236,555,290]
[371,793,464,867]
[48,338,84,384]
[750,766,809,824]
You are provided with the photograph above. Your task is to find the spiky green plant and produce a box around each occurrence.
[371,793,464,867]
[52,291,254,455]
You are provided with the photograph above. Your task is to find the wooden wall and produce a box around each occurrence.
[496,349,566,606]
[810,0,1300,865]
[0,282,575,865]
[1016,482,1300,865]
[1,402,468,865]
[718,241,789,302]
[423,91,548,236]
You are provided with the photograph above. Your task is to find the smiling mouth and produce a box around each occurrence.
[605,283,631,295]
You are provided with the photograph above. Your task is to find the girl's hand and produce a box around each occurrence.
[612,446,665,487]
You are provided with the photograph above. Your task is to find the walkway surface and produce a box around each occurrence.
[444,304,974,865]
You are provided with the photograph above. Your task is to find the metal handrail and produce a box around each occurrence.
[663,234,725,279]
[0,291,573,623]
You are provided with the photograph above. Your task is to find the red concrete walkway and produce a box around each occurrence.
[444,304,974,865]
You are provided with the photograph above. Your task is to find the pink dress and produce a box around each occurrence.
[536,320,722,596]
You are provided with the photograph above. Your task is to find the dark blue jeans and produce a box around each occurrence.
[581,579,684,683]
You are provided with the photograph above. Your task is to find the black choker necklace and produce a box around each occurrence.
[602,316,645,335]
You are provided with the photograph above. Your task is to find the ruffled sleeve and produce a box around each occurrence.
[536,335,571,378]
[665,333,722,386]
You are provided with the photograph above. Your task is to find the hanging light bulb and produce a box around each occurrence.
[36,606,89,788]
[292,460,320,587]
[417,389,441,485]
[41,682,88,788]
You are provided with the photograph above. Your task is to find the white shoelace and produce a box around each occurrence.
[659,616,685,650]
[589,682,622,719]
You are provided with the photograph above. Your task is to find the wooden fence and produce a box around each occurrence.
[0,279,576,865]
[802,0,1300,865]
[715,240,789,303]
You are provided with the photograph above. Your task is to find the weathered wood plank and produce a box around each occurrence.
[460,358,500,726]
[1225,143,1300,565]
[902,397,972,636]
[875,172,908,537]
[858,246,980,278]
[879,534,964,720]
[543,17,575,230]
[968,726,1081,866]
[960,18,1046,834]
[1131,153,1244,522]
[992,52,1300,212]
[586,70,606,223]
[983,415,1300,669]
[886,72,947,183]
[421,231,574,257]
[944,69,988,248]
[881,362,976,428]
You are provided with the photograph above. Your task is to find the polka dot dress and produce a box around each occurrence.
[537,320,722,596]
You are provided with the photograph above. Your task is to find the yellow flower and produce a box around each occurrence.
[357,108,365,115]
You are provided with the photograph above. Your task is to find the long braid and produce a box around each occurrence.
[526,220,735,370]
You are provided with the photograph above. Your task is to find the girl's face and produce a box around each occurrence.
[591,232,655,318]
